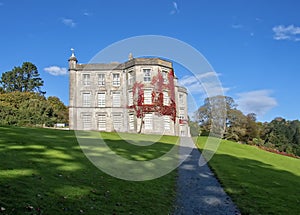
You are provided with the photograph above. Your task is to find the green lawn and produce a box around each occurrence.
[197,136,300,214]
[0,126,178,215]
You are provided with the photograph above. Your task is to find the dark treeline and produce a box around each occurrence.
[0,62,68,127]
[191,95,300,157]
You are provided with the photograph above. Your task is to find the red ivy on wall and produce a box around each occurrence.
[129,68,177,122]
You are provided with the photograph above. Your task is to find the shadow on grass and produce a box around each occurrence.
[2,126,298,214]
[0,126,176,215]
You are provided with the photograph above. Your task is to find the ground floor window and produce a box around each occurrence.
[113,114,122,131]
[82,114,92,129]
[144,113,153,130]
[164,116,170,130]
[97,115,106,131]
[180,125,185,136]
[129,114,134,130]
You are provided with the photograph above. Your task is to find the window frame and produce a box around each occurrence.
[98,74,105,86]
[143,69,151,82]
[143,89,152,105]
[83,74,91,86]
[82,92,91,107]
[112,73,120,86]
[97,92,106,107]
[112,91,121,107]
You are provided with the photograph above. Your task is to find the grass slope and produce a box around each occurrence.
[197,137,300,214]
[0,126,177,215]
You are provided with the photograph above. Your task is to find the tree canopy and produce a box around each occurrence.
[0,62,45,94]
[0,92,68,127]
[193,95,300,157]
[0,62,68,127]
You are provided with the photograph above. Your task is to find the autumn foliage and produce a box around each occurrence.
[130,69,177,122]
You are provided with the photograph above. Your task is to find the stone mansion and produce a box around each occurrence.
[69,52,190,136]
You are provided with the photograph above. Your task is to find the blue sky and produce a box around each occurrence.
[0,0,300,122]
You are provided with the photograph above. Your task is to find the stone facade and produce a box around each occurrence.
[69,53,190,136]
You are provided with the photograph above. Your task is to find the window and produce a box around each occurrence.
[144,90,152,105]
[162,71,168,83]
[112,92,121,107]
[163,91,169,106]
[83,93,91,107]
[180,128,185,136]
[97,115,106,131]
[82,114,91,129]
[179,94,184,106]
[143,69,151,82]
[144,113,153,130]
[128,91,133,106]
[83,74,90,86]
[179,108,185,119]
[113,114,122,131]
[98,74,105,86]
[98,93,105,107]
[112,73,120,86]
[128,71,135,85]
[129,114,134,130]
[164,116,170,130]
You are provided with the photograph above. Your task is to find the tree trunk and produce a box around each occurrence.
[138,117,143,134]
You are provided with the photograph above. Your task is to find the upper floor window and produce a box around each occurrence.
[98,74,105,86]
[179,94,184,106]
[128,71,135,86]
[112,92,121,107]
[128,91,133,106]
[83,74,90,86]
[98,92,106,107]
[144,89,152,105]
[163,91,169,106]
[143,69,151,82]
[112,73,120,86]
[162,71,168,83]
[83,93,91,107]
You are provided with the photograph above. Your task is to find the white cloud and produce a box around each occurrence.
[231,24,243,29]
[170,1,179,15]
[44,66,68,76]
[273,25,300,41]
[83,10,92,16]
[62,18,76,28]
[178,72,229,97]
[236,90,277,117]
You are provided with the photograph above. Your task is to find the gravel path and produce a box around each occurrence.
[174,138,241,215]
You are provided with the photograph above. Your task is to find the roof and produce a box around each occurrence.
[74,57,173,71]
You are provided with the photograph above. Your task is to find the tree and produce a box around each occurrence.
[0,92,68,127]
[195,95,234,137]
[0,62,45,94]
[45,96,69,126]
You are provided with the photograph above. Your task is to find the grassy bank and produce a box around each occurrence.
[197,136,300,214]
[0,126,177,214]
